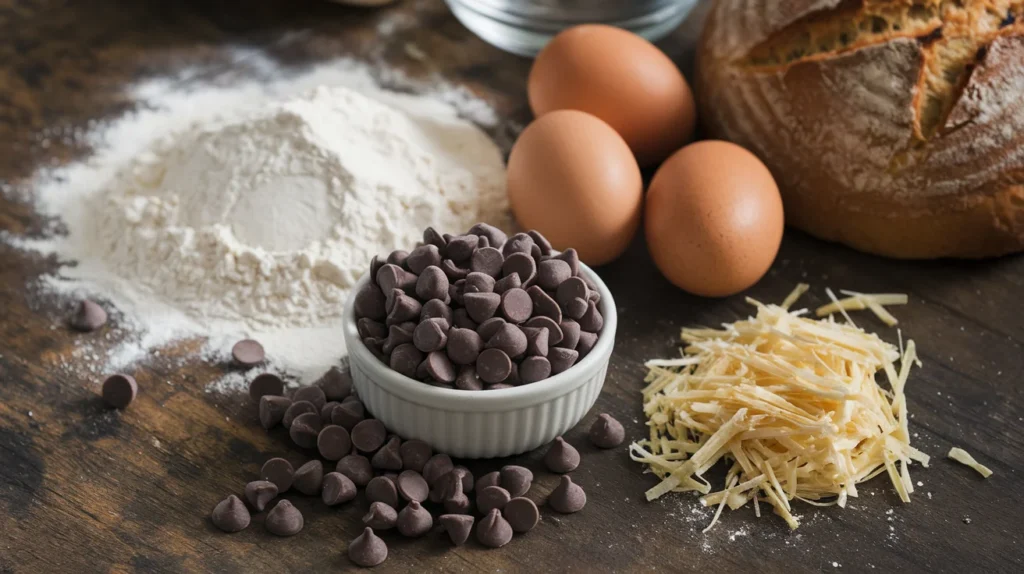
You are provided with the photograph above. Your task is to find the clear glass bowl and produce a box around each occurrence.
[445,0,699,56]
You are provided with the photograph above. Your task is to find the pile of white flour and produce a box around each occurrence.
[14,57,511,386]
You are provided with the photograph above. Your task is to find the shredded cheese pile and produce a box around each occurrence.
[631,285,930,530]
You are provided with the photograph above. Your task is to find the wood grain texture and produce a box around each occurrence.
[1,1,1022,572]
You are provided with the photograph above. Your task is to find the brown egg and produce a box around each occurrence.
[645,141,784,297]
[528,24,696,168]
[507,110,643,266]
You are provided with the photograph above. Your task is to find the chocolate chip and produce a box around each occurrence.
[376,264,418,296]
[336,454,373,486]
[446,328,483,365]
[476,485,511,514]
[499,288,533,324]
[590,413,625,448]
[453,466,474,493]
[549,475,586,513]
[493,272,522,294]
[366,476,399,508]
[371,436,404,471]
[464,271,496,294]
[397,500,433,538]
[476,317,506,341]
[322,471,357,506]
[544,436,580,473]
[363,501,398,530]
[556,277,588,309]
[477,348,512,384]
[385,292,422,327]
[455,365,483,390]
[70,299,108,332]
[231,339,265,367]
[522,327,549,357]
[249,373,284,401]
[386,250,410,268]
[382,324,413,354]
[292,385,326,411]
[369,255,384,286]
[549,347,580,375]
[290,412,323,449]
[525,316,563,346]
[476,471,500,492]
[395,470,429,503]
[363,337,387,361]
[588,287,601,304]
[558,319,581,350]
[283,400,318,429]
[502,252,537,285]
[503,361,522,385]
[439,514,475,546]
[486,323,528,358]
[389,343,424,379]
[316,366,353,401]
[399,440,433,472]
[357,318,388,340]
[476,508,513,548]
[502,232,534,257]
[424,351,457,383]
[445,234,479,261]
[100,374,137,409]
[261,458,295,492]
[520,356,552,384]
[317,425,352,461]
[421,298,453,325]
[500,465,533,498]
[266,500,304,536]
[353,282,387,321]
[293,460,324,495]
[405,244,441,275]
[424,226,447,250]
[320,402,340,425]
[468,223,507,247]
[349,527,388,567]
[422,453,454,487]
[534,259,570,291]
[440,259,470,281]
[211,495,250,533]
[577,331,599,358]
[415,266,450,301]
[504,497,540,533]
[566,297,588,320]
[464,292,501,323]
[257,396,289,431]
[244,480,278,512]
[527,286,562,323]
[442,482,471,515]
[554,248,580,276]
[470,246,504,278]
[528,230,553,256]
[578,300,604,332]
[451,308,477,329]
[413,318,448,353]
[351,419,387,453]
[331,400,365,430]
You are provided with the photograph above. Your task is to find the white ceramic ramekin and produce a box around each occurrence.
[342,263,616,458]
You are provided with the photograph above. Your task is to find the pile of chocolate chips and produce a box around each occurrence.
[211,363,626,568]
[353,223,604,389]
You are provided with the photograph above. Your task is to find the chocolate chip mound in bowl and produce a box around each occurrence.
[343,223,616,458]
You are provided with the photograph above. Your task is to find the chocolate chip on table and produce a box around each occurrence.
[499,288,533,324]
[244,480,278,512]
[371,436,404,471]
[554,248,580,276]
[397,500,433,538]
[502,252,537,285]
[406,244,442,275]
[398,439,432,473]
[363,501,398,530]
[577,331,599,358]
[453,466,474,493]
[549,347,580,375]
[589,413,625,448]
[293,460,324,495]
[415,266,450,301]
[477,348,512,384]
[504,497,540,533]
[524,316,563,346]
[349,527,388,567]
[439,514,475,546]
[396,470,430,503]
[422,453,454,487]
[544,437,581,473]
[454,365,483,390]
[354,282,387,321]
[527,230,553,256]
[351,419,387,453]
[230,339,265,367]
[549,475,587,513]
[578,300,604,333]
[500,465,534,498]
[70,299,108,332]
[423,351,457,383]
[476,471,501,493]
[331,400,366,430]
[476,508,514,548]
[317,425,352,461]
[527,286,562,322]
[211,495,250,533]
[101,374,137,409]
[249,373,285,401]
[321,472,357,506]
[261,458,295,492]
[292,385,327,411]
[265,500,304,536]
[558,319,581,350]
[492,272,522,294]
[336,454,374,487]
[442,477,471,515]
[290,412,323,449]
[282,400,317,429]
[520,357,551,384]
[476,485,511,514]
[366,476,400,508]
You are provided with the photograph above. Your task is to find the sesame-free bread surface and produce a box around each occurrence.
[698,0,1024,258]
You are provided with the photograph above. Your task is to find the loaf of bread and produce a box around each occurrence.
[697,0,1024,259]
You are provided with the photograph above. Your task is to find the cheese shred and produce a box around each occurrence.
[631,285,927,530]
[947,447,993,478]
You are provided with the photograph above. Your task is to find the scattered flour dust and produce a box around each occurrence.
[11,54,510,386]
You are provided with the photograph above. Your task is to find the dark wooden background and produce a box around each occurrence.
[1,1,1022,572]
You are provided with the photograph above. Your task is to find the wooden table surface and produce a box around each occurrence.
[2,1,1022,572]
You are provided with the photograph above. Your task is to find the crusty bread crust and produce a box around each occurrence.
[698,0,1024,258]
